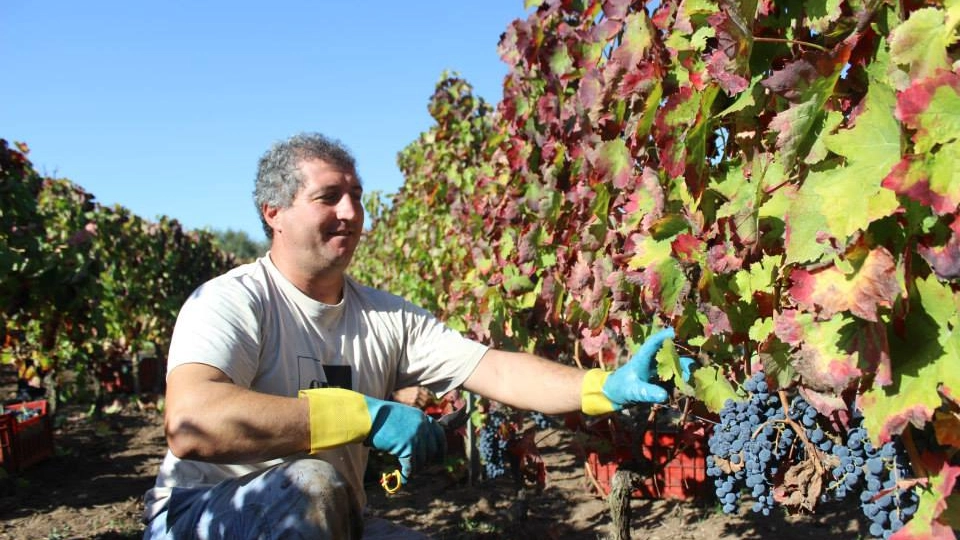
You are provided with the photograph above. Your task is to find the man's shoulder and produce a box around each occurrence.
[191,259,272,303]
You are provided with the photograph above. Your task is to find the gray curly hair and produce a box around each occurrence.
[254,132,359,239]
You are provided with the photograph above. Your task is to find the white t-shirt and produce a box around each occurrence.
[143,254,488,520]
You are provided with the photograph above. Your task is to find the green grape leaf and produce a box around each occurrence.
[823,78,900,174]
[889,7,956,80]
[804,0,843,33]
[733,254,780,301]
[915,273,960,327]
[783,79,901,264]
[748,317,774,343]
[692,365,738,413]
[782,182,832,265]
[502,265,535,294]
[788,247,901,322]
[655,338,694,396]
[549,44,574,77]
[860,279,960,443]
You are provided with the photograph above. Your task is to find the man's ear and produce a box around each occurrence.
[262,204,281,234]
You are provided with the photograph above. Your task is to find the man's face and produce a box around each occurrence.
[269,158,364,275]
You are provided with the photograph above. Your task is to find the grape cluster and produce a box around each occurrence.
[828,421,918,538]
[707,372,785,515]
[477,410,508,479]
[706,371,918,539]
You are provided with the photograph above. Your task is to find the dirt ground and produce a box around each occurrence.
[0,379,870,540]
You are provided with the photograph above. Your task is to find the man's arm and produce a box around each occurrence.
[165,362,444,482]
[463,329,690,415]
[164,363,310,463]
[462,349,584,414]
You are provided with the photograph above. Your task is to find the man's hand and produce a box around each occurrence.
[581,327,694,415]
[390,386,433,409]
[299,388,444,483]
[364,397,445,484]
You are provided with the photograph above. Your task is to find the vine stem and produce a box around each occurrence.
[753,36,829,53]
[777,389,826,477]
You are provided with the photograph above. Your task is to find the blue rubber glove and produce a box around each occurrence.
[581,327,694,415]
[363,396,446,484]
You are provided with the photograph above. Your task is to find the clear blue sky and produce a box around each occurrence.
[2,2,531,241]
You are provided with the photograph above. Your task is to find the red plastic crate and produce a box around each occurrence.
[0,400,54,472]
[584,424,710,501]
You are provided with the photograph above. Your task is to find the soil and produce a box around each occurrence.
[0,379,870,540]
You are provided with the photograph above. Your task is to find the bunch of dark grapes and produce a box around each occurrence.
[707,371,918,538]
[706,371,785,515]
[477,409,508,479]
[827,420,918,538]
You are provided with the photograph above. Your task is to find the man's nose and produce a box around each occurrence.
[336,195,361,221]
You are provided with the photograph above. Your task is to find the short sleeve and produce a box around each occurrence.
[166,277,262,388]
[396,301,488,396]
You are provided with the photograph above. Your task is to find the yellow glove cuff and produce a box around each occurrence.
[581,368,616,416]
[299,388,372,453]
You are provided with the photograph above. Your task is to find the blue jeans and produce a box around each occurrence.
[143,459,427,539]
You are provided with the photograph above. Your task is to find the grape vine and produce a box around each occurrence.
[349,1,960,535]
[1,141,237,404]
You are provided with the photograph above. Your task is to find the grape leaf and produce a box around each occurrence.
[627,235,688,315]
[919,215,960,280]
[692,365,738,413]
[590,139,631,189]
[883,140,960,217]
[788,247,901,322]
[782,184,833,266]
[823,77,901,178]
[783,79,901,264]
[610,11,653,70]
[895,70,960,155]
[889,7,956,80]
[894,462,960,540]
[655,338,695,396]
[860,277,960,443]
[933,410,960,447]
[804,0,842,33]
[765,42,853,168]
[733,254,780,301]
[774,310,860,393]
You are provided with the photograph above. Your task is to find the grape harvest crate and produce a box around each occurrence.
[0,400,54,472]
[583,422,711,501]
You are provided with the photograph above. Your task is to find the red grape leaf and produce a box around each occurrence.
[774,310,860,393]
[789,247,901,322]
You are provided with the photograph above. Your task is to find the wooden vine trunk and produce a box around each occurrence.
[608,468,639,540]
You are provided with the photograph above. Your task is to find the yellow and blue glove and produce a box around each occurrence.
[580,327,694,415]
[298,388,445,484]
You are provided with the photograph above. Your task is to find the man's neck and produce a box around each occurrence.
[268,252,344,304]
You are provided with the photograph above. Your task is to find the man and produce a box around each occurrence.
[142,132,688,539]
